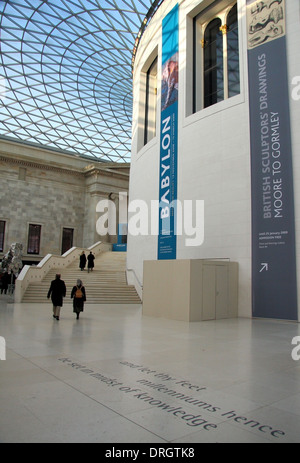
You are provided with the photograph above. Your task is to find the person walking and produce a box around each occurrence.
[87,251,95,273]
[0,272,9,294]
[71,279,86,320]
[79,251,87,271]
[47,274,66,320]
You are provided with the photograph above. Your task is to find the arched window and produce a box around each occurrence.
[193,2,240,112]
[144,57,158,146]
[227,4,240,98]
[203,18,224,108]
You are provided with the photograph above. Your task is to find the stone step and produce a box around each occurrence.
[22,251,141,304]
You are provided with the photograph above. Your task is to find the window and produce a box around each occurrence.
[193,2,240,112]
[144,57,158,146]
[0,221,5,252]
[203,17,224,108]
[227,5,240,98]
[61,228,74,255]
[27,224,41,255]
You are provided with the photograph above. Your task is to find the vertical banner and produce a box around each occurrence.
[247,0,298,320]
[158,4,179,260]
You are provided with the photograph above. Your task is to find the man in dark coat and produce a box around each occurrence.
[47,274,66,320]
[87,251,95,273]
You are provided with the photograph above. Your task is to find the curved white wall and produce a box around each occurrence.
[127,0,300,319]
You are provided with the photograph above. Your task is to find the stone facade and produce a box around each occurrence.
[0,139,129,263]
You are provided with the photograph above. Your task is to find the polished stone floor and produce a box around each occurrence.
[1,293,300,443]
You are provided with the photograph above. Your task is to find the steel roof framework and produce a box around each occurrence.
[0,0,155,162]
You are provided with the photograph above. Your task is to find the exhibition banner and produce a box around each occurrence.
[247,0,298,319]
[158,4,179,260]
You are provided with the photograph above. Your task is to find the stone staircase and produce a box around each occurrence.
[21,252,141,304]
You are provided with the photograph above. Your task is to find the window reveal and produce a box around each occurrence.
[144,57,158,146]
[194,2,240,112]
[27,224,41,255]
[61,228,74,255]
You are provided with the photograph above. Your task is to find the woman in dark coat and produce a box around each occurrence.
[47,274,66,320]
[71,279,86,320]
[79,251,87,271]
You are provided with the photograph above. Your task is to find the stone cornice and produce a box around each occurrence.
[0,154,130,181]
[83,164,130,180]
[0,154,84,177]
[0,138,130,180]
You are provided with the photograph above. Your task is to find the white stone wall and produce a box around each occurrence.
[127,0,300,319]
[287,0,300,316]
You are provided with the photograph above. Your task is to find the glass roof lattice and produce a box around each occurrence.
[0,0,157,163]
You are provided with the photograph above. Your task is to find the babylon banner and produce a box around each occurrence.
[247,0,298,319]
[158,4,179,260]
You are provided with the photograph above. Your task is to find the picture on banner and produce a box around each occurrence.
[247,0,285,48]
[161,53,178,111]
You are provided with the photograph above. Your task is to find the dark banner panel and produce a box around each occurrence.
[247,0,297,320]
[158,4,179,260]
